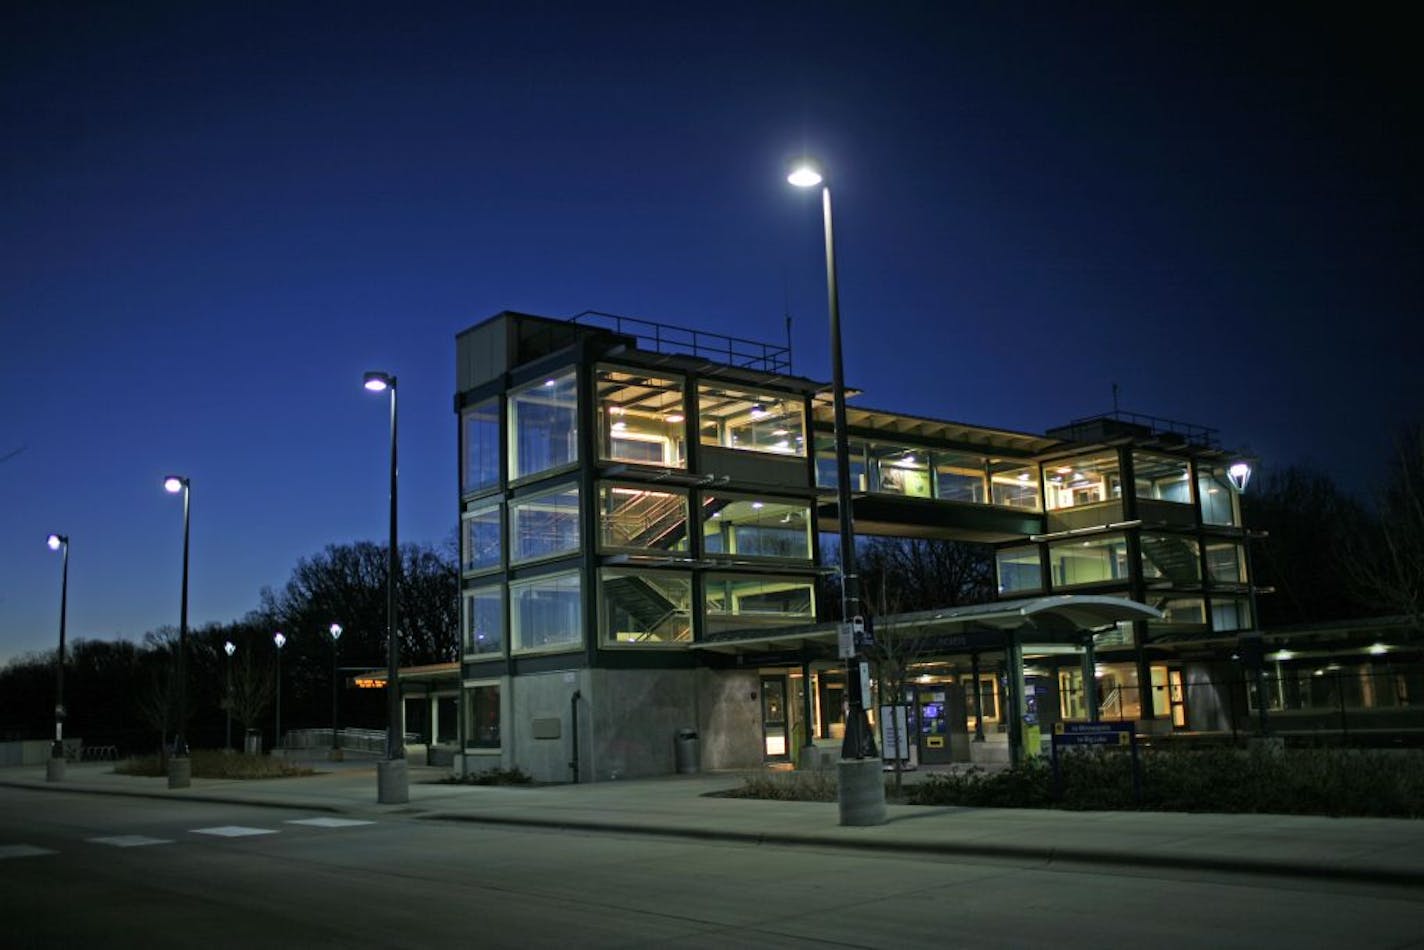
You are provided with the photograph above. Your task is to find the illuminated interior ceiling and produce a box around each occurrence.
[811,398,1066,457]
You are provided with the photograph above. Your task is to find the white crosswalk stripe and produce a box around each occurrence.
[191,825,278,838]
[285,818,375,828]
[89,835,173,848]
[0,844,57,859]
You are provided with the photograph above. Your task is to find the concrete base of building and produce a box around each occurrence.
[837,758,887,826]
[377,758,409,804]
[46,757,65,782]
[167,756,191,789]
[328,748,344,762]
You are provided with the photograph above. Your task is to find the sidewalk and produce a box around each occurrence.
[6,757,1424,889]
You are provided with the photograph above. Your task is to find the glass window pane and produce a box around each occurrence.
[703,495,812,560]
[598,484,689,553]
[1045,453,1121,511]
[461,503,501,573]
[1211,595,1252,633]
[703,573,815,635]
[1205,542,1246,584]
[1197,466,1241,526]
[466,683,500,748]
[933,451,987,503]
[1133,452,1193,504]
[509,486,580,564]
[596,365,687,468]
[600,569,693,645]
[463,584,504,655]
[1147,597,1208,638]
[461,399,500,495]
[1139,533,1201,583]
[989,461,1040,510]
[1049,533,1129,587]
[996,545,1043,594]
[509,370,578,480]
[698,384,805,456]
[510,571,582,653]
[815,436,868,491]
[870,444,931,497]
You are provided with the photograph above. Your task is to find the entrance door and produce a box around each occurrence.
[761,675,789,761]
[1168,669,1187,728]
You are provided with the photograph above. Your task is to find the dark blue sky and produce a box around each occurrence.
[3,2,1418,661]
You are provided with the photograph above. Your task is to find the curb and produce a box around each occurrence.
[421,811,1424,889]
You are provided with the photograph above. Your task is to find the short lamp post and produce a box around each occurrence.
[328,622,344,761]
[1228,461,1269,738]
[364,370,408,804]
[223,641,236,752]
[273,631,287,752]
[163,475,192,789]
[788,156,886,826]
[45,533,69,782]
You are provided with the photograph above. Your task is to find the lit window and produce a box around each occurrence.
[509,370,578,480]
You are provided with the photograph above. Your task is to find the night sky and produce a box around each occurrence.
[2,2,1418,661]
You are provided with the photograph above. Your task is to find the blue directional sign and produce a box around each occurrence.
[1052,721,1134,747]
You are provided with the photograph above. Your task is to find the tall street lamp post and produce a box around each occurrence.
[45,533,69,782]
[329,622,344,761]
[1228,461,1270,738]
[364,370,408,804]
[163,475,192,789]
[223,641,236,752]
[273,631,287,752]
[788,157,886,825]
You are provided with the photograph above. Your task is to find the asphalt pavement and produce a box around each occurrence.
[6,755,1424,889]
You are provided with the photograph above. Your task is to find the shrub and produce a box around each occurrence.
[115,750,314,780]
[442,766,535,786]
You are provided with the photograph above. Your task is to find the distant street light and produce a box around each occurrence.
[364,370,408,803]
[45,533,69,782]
[163,475,192,788]
[788,156,885,826]
[329,622,344,761]
[273,631,287,752]
[223,641,236,752]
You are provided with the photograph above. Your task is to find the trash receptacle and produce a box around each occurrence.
[244,729,262,755]
[674,728,700,774]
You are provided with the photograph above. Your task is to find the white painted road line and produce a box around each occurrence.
[0,845,58,859]
[191,826,278,838]
[88,835,174,848]
[285,818,376,828]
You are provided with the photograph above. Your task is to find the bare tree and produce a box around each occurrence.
[1346,424,1424,628]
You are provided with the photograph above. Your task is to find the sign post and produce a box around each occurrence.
[1050,721,1142,804]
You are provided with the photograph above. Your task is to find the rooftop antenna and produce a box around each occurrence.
[783,270,794,374]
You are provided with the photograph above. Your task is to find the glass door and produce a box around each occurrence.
[761,675,789,760]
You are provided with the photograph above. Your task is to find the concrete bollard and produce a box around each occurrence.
[377,758,409,804]
[167,756,192,789]
[837,758,887,826]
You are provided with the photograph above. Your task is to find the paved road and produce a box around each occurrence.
[5,787,1424,948]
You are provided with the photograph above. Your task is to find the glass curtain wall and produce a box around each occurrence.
[509,486,580,564]
[702,495,812,560]
[698,384,805,456]
[510,571,582,653]
[600,569,693,645]
[509,371,578,480]
[463,584,504,656]
[595,365,687,468]
[598,483,689,554]
[461,398,500,496]
[1045,453,1122,510]
[703,574,815,635]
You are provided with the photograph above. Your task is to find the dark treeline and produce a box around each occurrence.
[1,540,457,754]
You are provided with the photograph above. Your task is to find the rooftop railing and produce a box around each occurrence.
[571,310,793,374]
